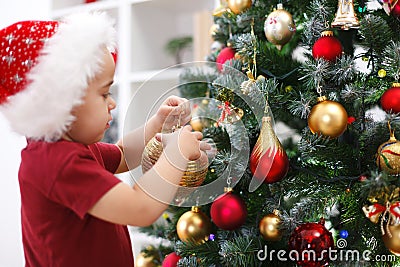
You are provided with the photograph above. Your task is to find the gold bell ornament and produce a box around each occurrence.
[363,200,400,256]
[376,123,400,175]
[331,0,360,30]
[176,206,212,244]
[213,0,229,17]
[141,126,208,188]
[264,3,296,50]
[307,95,348,138]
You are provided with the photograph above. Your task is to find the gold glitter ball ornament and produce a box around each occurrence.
[176,206,212,244]
[141,136,208,187]
[264,3,296,50]
[259,210,283,241]
[376,130,400,175]
[307,96,348,138]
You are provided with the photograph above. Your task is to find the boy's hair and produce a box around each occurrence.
[0,12,117,142]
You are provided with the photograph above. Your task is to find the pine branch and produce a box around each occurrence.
[298,58,331,90]
[382,41,400,80]
[219,236,259,267]
[359,15,393,57]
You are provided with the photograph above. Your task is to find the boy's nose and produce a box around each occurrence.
[108,97,117,111]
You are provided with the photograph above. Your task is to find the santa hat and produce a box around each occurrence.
[0,12,117,142]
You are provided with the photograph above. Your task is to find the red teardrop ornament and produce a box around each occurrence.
[249,116,289,184]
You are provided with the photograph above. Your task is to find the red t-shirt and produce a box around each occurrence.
[19,140,134,267]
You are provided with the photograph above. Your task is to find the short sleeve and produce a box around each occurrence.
[49,149,121,219]
[89,142,122,174]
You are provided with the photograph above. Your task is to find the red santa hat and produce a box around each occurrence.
[0,12,117,142]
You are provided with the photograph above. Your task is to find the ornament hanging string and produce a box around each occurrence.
[171,106,184,132]
[316,83,323,97]
[250,18,257,78]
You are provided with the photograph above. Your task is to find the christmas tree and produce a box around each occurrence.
[136,0,400,266]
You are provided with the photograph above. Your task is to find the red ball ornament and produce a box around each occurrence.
[312,31,343,62]
[380,83,400,114]
[288,218,334,267]
[162,252,181,267]
[216,47,236,71]
[210,190,247,230]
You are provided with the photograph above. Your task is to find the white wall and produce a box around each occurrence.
[0,1,50,266]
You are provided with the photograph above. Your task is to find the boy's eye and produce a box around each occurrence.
[103,92,112,99]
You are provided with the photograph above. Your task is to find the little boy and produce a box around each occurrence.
[0,12,206,266]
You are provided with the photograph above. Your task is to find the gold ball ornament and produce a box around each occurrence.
[190,104,212,132]
[176,206,212,244]
[142,136,208,187]
[376,131,400,175]
[259,210,283,241]
[264,4,296,50]
[190,117,207,132]
[378,69,387,78]
[227,0,252,14]
[308,96,348,138]
[135,247,160,267]
[383,224,400,256]
[285,85,293,92]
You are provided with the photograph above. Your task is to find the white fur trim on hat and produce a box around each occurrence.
[0,12,116,142]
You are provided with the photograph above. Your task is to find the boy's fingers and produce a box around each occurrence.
[200,141,211,151]
[155,133,162,142]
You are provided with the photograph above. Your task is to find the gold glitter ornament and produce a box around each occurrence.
[264,3,296,50]
[376,125,400,175]
[378,69,387,78]
[176,206,212,244]
[142,135,208,187]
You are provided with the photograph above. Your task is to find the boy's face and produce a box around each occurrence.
[63,49,116,145]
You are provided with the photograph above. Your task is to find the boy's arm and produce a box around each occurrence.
[114,115,162,173]
[88,127,204,226]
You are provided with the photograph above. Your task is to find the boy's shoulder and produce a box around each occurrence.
[25,139,88,155]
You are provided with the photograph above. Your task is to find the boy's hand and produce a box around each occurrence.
[156,125,211,170]
[155,96,191,132]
